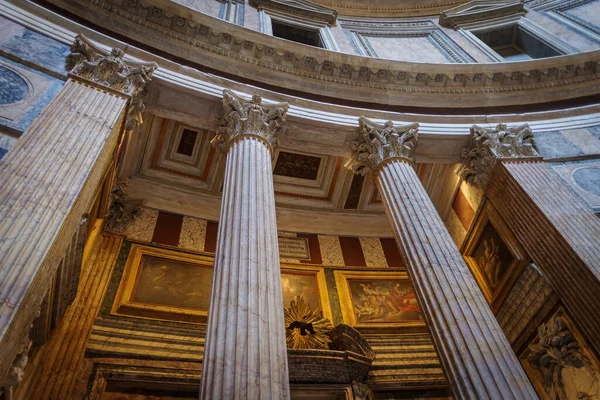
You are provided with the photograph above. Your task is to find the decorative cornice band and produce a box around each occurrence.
[45,0,600,108]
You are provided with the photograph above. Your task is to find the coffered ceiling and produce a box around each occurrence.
[120,112,461,236]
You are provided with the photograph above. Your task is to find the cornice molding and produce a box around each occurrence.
[439,0,525,29]
[41,0,600,108]
[249,0,337,25]
[310,0,470,18]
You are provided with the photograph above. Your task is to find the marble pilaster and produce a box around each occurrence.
[0,35,156,381]
[347,117,537,399]
[200,90,290,399]
[462,123,600,357]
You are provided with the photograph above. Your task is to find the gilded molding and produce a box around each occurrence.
[211,89,289,152]
[44,0,600,108]
[459,123,541,188]
[67,35,158,130]
[345,117,419,176]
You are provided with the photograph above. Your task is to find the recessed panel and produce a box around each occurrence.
[274,151,322,180]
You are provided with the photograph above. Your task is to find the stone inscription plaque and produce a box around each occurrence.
[278,236,310,259]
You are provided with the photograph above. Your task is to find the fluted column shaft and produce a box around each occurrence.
[488,160,600,356]
[0,35,156,383]
[0,78,127,381]
[200,135,289,399]
[375,158,537,399]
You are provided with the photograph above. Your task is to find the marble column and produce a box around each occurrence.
[0,35,156,382]
[346,117,537,400]
[200,90,290,399]
[461,123,600,357]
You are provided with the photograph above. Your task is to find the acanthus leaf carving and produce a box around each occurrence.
[527,312,600,400]
[459,123,540,188]
[211,89,289,152]
[66,34,158,130]
[345,116,419,176]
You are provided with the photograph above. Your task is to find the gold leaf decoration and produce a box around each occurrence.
[284,295,332,350]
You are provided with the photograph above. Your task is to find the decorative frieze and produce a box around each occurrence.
[67,35,157,130]
[43,0,600,107]
[211,89,289,152]
[345,117,419,175]
[459,123,541,188]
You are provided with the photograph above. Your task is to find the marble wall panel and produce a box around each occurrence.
[359,237,387,268]
[551,159,600,212]
[318,235,345,266]
[561,128,600,155]
[0,57,63,136]
[366,35,451,63]
[535,130,584,159]
[0,16,70,75]
[525,9,599,52]
[564,0,600,32]
[124,208,159,243]
[178,216,207,252]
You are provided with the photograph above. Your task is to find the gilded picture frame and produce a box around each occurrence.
[280,264,334,323]
[111,244,215,323]
[463,201,529,312]
[112,244,333,324]
[334,271,425,333]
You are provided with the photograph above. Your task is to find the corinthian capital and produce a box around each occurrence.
[345,117,419,176]
[211,90,289,152]
[459,123,540,188]
[66,35,158,130]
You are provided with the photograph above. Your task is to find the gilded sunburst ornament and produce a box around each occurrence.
[284,296,332,350]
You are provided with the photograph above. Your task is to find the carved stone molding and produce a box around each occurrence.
[44,0,600,108]
[526,312,600,400]
[440,0,526,29]
[345,117,419,176]
[67,35,158,130]
[104,182,145,232]
[211,89,289,152]
[249,0,337,25]
[459,123,541,188]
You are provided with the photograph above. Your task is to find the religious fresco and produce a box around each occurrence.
[334,271,425,331]
[520,308,600,400]
[132,255,213,311]
[463,201,529,311]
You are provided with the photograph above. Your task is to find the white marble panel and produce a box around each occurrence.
[359,237,387,268]
[318,235,344,266]
[178,216,207,252]
[124,208,159,242]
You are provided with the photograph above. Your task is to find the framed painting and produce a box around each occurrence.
[112,245,333,324]
[334,271,425,332]
[280,265,333,322]
[112,244,215,323]
[463,201,529,312]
